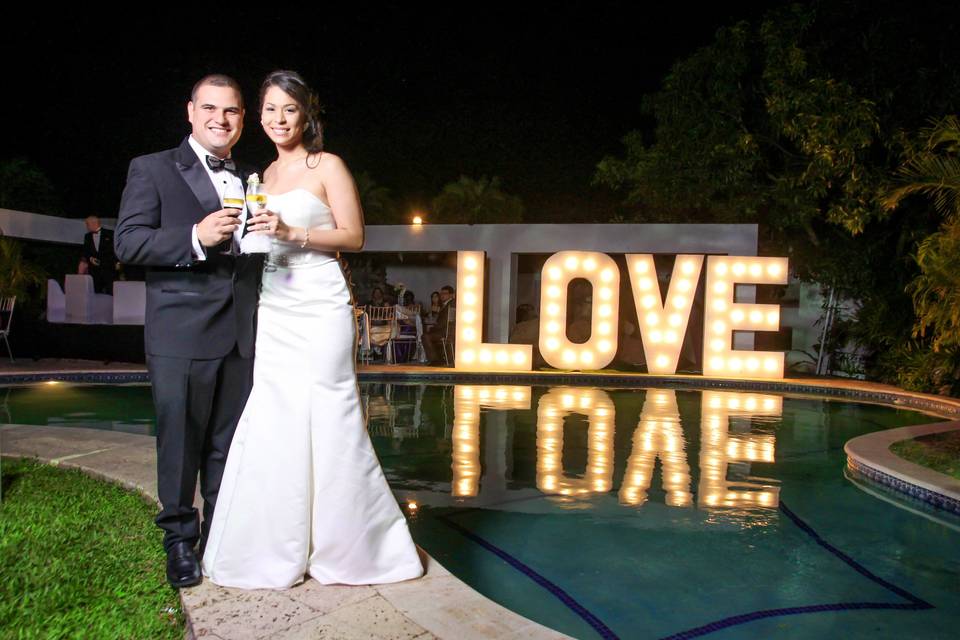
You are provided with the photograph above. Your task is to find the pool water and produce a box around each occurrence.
[2,382,958,639]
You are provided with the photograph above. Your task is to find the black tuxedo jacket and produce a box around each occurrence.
[115,137,261,360]
[82,227,117,266]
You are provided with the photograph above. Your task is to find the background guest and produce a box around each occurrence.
[424,285,455,364]
[423,291,441,330]
[367,286,386,309]
[80,215,119,294]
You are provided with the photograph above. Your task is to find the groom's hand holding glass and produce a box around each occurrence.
[197,207,243,247]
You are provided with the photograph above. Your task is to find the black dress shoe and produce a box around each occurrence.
[166,541,202,589]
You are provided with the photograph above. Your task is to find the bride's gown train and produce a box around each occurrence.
[202,189,423,589]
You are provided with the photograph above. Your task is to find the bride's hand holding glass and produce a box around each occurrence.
[246,209,299,244]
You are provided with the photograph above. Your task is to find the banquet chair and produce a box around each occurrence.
[0,297,15,363]
[440,306,457,366]
[365,305,397,363]
[390,303,422,364]
[355,306,373,364]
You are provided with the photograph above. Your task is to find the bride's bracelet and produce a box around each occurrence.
[300,227,310,249]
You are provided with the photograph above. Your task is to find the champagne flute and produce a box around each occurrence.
[243,175,273,255]
[221,184,245,255]
[243,178,273,253]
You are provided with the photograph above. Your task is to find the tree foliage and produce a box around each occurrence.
[355,171,403,224]
[0,237,46,301]
[596,5,884,240]
[883,116,960,354]
[0,158,61,215]
[430,175,524,224]
[596,0,960,393]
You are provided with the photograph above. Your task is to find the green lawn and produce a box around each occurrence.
[0,458,183,639]
[890,430,960,480]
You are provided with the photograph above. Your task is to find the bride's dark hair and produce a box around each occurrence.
[259,70,325,156]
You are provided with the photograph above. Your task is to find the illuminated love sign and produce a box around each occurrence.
[454,250,788,379]
[449,385,781,509]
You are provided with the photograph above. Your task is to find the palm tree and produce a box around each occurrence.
[0,158,61,214]
[354,172,400,224]
[430,176,524,224]
[0,237,45,301]
[883,115,960,351]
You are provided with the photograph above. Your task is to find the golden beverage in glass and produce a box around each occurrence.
[243,173,274,257]
[246,193,267,211]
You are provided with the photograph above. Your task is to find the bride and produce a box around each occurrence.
[201,70,424,589]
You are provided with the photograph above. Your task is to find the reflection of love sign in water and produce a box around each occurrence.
[451,386,781,511]
[454,250,789,378]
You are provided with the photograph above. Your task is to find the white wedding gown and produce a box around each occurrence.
[202,189,424,589]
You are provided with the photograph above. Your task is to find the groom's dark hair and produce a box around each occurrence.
[191,74,244,109]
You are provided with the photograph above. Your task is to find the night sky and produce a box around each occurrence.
[3,3,788,222]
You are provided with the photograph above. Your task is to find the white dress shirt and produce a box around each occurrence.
[187,135,246,260]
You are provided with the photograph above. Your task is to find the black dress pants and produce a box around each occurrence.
[147,346,254,552]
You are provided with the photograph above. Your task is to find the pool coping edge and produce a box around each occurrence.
[844,421,960,517]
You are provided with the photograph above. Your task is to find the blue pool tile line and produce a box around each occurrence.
[437,513,620,640]
[658,601,926,640]
[439,498,934,640]
[0,371,149,385]
[659,500,932,639]
[777,502,932,608]
[846,458,960,517]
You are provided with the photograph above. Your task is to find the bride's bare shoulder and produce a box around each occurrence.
[309,151,349,174]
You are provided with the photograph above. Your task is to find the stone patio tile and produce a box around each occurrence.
[268,593,426,640]
[376,574,566,639]
[188,589,321,639]
[182,580,253,612]
[282,579,378,615]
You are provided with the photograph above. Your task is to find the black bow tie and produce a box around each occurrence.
[206,155,237,173]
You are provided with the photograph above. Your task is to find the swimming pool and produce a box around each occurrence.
[2,381,958,639]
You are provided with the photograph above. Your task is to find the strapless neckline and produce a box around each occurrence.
[269,188,331,210]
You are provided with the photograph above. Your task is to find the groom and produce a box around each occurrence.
[115,74,261,588]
